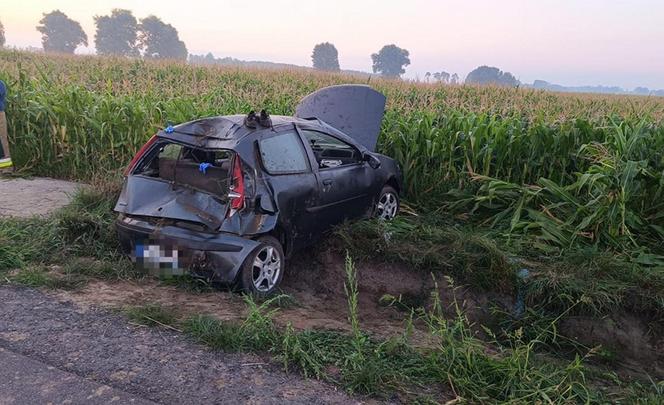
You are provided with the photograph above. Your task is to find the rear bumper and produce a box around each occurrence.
[116,215,259,283]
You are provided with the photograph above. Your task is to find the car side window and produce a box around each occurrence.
[301,130,362,169]
[259,131,309,174]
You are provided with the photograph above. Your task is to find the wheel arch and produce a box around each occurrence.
[267,224,292,258]
[385,176,401,194]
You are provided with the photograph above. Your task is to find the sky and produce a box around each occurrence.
[2,0,664,89]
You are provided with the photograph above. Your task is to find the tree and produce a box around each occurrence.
[36,10,87,53]
[311,42,340,71]
[634,87,650,95]
[371,44,410,78]
[450,73,459,84]
[94,9,139,56]
[432,71,450,83]
[138,16,187,60]
[465,65,519,87]
[0,20,5,48]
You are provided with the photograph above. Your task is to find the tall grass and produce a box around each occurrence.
[2,49,664,254]
[336,218,664,317]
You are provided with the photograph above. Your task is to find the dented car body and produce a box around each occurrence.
[115,85,402,294]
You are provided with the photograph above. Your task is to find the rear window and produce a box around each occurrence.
[136,141,233,196]
[259,131,309,174]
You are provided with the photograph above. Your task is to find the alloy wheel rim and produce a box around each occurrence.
[252,246,281,292]
[377,192,398,220]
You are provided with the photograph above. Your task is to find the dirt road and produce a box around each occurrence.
[0,177,81,218]
[0,347,155,404]
[0,286,355,404]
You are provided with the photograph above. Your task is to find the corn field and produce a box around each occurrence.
[2,50,664,256]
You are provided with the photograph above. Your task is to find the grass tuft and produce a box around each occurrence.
[55,187,123,259]
[9,266,52,287]
[125,304,179,328]
[184,315,244,351]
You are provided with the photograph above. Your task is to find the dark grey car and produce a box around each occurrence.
[114,85,402,295]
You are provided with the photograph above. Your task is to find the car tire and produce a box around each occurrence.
[240,235,285,297]
[374,185,399,220]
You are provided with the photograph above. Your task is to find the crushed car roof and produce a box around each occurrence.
[159,114,317,140]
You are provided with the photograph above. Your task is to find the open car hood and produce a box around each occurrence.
[295,85,386,152]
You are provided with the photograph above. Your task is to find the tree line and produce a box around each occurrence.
[311,42,413,79]
[0,9,187,60]
[311,42,519,86]
[0,11,521,86]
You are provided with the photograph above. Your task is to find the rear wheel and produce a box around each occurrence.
[240,235,285,297]
[374,185,399,220]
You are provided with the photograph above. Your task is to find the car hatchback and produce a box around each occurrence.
[115,85,402,295]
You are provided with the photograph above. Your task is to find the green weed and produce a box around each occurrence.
[8,266,52,287]
[125,304,179,328]
[184,315,244,351]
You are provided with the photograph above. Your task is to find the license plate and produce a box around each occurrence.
[132,243,185,276]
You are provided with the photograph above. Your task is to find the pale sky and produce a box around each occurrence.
[2,0,663,89]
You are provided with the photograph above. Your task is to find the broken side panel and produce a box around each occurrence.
[295,85,386,152]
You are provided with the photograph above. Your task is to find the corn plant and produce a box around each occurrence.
[2,49,664,254]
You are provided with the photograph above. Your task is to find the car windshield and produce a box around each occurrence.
[135,141,233,197]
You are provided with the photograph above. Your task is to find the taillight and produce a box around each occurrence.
[124,135,158,176]
[230,155,245,210]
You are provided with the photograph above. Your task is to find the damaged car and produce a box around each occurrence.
[115,85,402,295]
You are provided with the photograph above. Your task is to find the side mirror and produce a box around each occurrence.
[363,152,381,169]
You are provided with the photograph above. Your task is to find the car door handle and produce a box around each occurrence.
[322,179,333,192]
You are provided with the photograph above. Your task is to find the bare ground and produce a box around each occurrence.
[54,249,501,347]
[0,176,82,218]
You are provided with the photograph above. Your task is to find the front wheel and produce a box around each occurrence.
[239,235,285,297]
[374,185,399,220]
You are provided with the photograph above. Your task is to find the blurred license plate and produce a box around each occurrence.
[133,243,185,276]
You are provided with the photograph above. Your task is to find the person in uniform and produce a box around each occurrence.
[0,79,13,173]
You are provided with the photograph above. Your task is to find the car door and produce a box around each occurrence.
[298,128,374,227]
[256,128,320,251]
